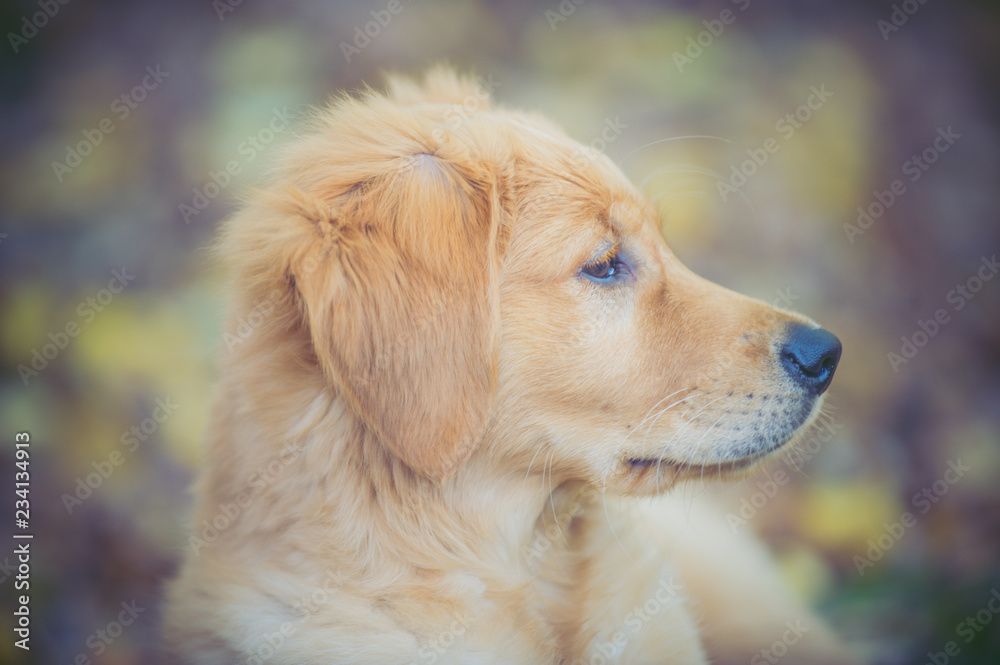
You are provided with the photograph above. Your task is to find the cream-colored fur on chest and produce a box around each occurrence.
[166,376,706,664]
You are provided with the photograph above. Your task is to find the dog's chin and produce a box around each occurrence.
[617,422,814,494]
[607,454,766,496]
[617,402,833,495]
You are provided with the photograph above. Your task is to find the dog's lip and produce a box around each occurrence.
[625,455,764,476]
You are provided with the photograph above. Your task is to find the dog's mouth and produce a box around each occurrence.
[619,392,825,485]
[624,454,765,480]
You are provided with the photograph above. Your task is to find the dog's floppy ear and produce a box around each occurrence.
[280,148,501,480]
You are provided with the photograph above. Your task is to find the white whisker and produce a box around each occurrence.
[617,135,734,166]
[546,450,568,545]
[515,439,549,577]
[599,388,698,563]
[638,164,724,191]
[653,394,728,493]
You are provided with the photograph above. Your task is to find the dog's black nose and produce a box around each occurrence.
[780,323,842,395]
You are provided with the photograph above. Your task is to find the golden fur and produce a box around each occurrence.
[164,67,860,664]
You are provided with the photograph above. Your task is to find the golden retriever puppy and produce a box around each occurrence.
[164,68,859,665]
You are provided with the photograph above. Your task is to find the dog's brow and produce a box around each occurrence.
[609,203,646,235]
[606,217,631,238]
[587,242,619,265]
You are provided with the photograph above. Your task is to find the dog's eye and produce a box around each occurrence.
[583,259,617,280]
[581,252,628,283]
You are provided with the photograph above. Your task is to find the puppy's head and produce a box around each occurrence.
[227,68,841,494]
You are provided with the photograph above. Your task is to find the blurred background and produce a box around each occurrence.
[1,0,998,663]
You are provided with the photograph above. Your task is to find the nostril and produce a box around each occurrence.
[785,348,836,378]
[780,323,842,395]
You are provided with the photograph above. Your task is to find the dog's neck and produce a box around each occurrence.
[204,305,602,604]
[333,412,577,575]
[215,342,576,579]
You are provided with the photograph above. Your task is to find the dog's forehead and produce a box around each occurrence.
[515,161,651,240]
[484,116,639,205]
[428,104,656,250]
